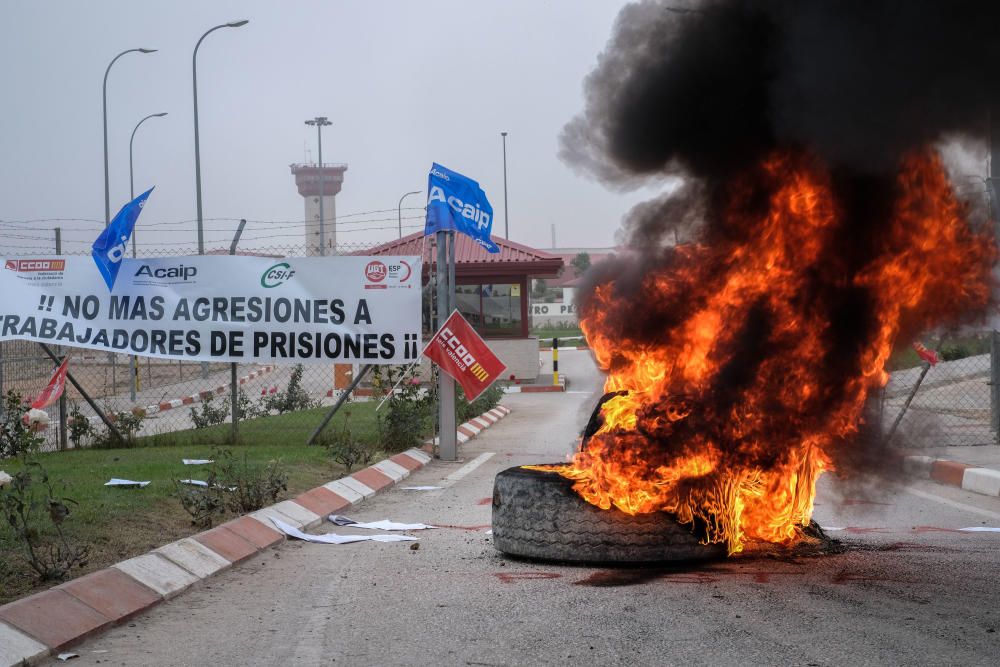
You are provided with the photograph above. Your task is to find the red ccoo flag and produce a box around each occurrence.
[912,341,939,366]
[31,358,69,409]
[424,310,507,401]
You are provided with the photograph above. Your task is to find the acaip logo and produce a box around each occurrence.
[261,262,296,288]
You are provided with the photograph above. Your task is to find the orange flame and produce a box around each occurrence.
[549,150,995,554]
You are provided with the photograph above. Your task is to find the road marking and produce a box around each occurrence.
[440,452,495,488]
[903,487,1000,520]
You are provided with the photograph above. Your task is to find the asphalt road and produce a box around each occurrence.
[51,349,1000,666]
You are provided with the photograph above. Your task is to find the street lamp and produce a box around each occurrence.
[193,19,249,255]
[501,131,509,238]
[397,190,421,238]
[305,116,332,255]
[103,47,156,225]
[129,112,168,256]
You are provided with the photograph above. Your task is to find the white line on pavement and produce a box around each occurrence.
[903,487,1000,521]
[440,453,495,488]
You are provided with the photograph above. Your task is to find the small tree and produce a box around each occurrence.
[531,278,548,299]
[571,252,591,277]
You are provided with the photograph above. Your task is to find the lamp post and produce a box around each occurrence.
[103,48,156,226]
[193,19,249,255]
[397,190,421,238]
[129,112,168,256]
[305,117,332,255]
[501,131,510,238]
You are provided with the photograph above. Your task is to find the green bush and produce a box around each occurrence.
[0,456,88,581]
[457,382,505,422]
[190,393,229,429]
[319,406,380,472]
[174,449,288,527]
[0,391,44,460]
[262,364,318,414]
[91,408,146,449]
[67,404,97,449]
[372,365,434,451]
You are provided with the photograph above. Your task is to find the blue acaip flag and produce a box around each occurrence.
[92,187,154,290]
[424,163,499,253]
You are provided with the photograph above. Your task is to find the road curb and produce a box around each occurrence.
[85,365,275,424]
[0,404,512,666]
[902,454,1000,497]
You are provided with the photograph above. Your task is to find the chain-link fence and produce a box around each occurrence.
[882,331,995,447]
[0,241,442,451]
[3,236,996,450]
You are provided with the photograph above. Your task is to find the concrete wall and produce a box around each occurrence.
[486,337,540,381]
[349,337,540,387]
[530,301,578,328]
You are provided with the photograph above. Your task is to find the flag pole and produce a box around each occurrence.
[436,230,458,460]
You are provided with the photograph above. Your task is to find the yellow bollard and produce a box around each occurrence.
[553,337,559,386]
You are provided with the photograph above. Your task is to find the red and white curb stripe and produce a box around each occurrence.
[454,406,510,444]
[904,455,1000,497]
[0,404,510,666]
[85,365,274,424]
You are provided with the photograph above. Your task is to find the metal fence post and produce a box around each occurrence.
[991,330,1000,435]
[436,231,457,460]
[229,219,246,443]
[56,227,68,450]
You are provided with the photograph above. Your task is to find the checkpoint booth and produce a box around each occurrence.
[347,232,563,383]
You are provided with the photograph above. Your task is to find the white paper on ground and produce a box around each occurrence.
[179,479,209,487]
[182,459,214,465]
[269,517,418,544]
[400,486,442,491]
[56,653,79,662]
[328,515,436,531]
[104,478,150,488]
[959,527,1000,532]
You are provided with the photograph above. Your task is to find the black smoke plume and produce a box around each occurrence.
[560,0,1000,480]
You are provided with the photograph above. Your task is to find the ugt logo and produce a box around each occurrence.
[365,260,387,282]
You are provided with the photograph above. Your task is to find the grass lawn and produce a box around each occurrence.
[532,327,585,347]
[887,334,990,371]
[0,400,425,604]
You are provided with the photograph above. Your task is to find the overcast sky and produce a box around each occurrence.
[0,0,665,256]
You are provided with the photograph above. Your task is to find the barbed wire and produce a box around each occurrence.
[0,206,428,228]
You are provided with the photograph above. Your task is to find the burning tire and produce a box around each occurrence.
[492,465,726,563]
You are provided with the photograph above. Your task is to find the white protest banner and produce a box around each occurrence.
[0,255,421,364]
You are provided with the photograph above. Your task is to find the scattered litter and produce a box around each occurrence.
[56,653,79,662]
[329,515,436,531]
[182,459,214,465]
[178,479,236,491]
[410,542,420,550]
[0,470,11,488]
[269,517,418,544]
[959,527,1000,532]
[485,529,493,535]
[104,478,150,488]
[400,486,442,491]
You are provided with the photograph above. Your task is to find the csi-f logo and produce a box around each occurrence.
[441,326,489,381]
[261,262,296,288]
